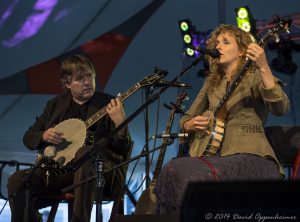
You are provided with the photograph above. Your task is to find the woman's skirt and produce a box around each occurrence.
[155,153,281,215]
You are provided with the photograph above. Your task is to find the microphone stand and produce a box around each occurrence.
[144,86,152,187]
[95,155,105,222]
[63,57,202,219]
[62,141,174,194]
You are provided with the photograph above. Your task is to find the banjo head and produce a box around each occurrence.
[52,118,87,165]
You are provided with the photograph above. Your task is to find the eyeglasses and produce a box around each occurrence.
[72,73,95,83]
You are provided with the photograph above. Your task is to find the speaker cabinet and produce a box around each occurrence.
[181,180,300,222]
[115,215,177,222]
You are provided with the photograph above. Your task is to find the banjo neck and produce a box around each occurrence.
[83,69,167,129]
[151,105,176,185]
[151,92,188,185]
[84,83,141,129]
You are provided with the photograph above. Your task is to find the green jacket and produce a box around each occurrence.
[180,70,290,175]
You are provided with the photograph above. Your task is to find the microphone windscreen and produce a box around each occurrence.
[208,49,221,58]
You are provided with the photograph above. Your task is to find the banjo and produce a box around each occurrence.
[42,70,166,167]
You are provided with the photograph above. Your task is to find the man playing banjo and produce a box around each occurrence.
[7,54,131,222]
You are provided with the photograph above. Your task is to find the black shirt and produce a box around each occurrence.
[65,99,89,121]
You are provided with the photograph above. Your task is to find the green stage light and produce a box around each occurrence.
[178,19,210,58]
[237,7,248,19]
[180,21,189,32]
[186,47,195,56]
[237,18,251,32]
[183,34,192,44]
[235,6,257,39]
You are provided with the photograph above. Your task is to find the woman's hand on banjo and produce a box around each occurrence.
[43,128,64,144]
[183,116,210,134]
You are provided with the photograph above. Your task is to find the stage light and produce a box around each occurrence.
[178,19,211,58]
[186,48,195,56]
[183,34,192,44]
[178,19,196,57]
[237,7,248,19]
[180,21,190,32]
[240,21,251,32]
[235,6,257,39]
[237,17,251,33]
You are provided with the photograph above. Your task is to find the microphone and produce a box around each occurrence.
[154,133,189,139]
[154,80,192,88]
[193,47,220,58]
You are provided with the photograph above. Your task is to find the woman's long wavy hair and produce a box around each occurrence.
[206,24,255,90]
